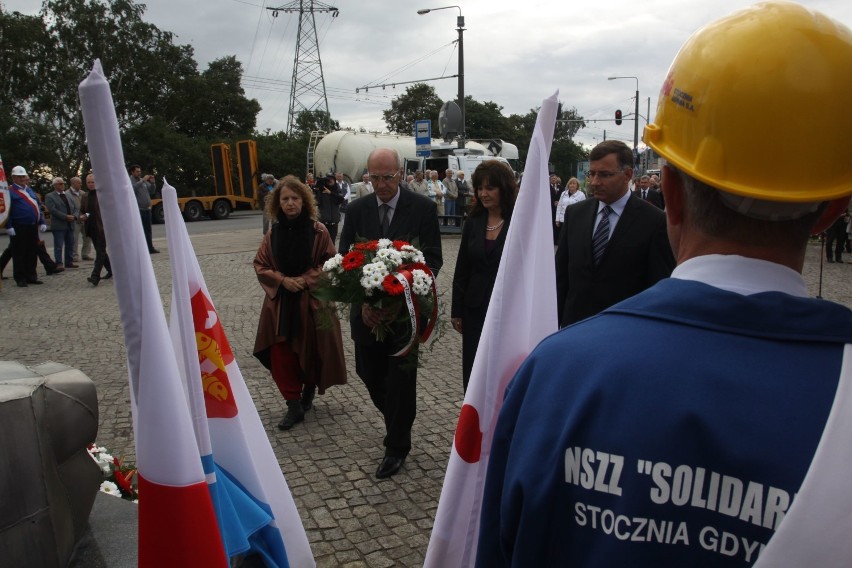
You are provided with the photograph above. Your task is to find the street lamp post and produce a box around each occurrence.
[608,76,639,165]
[417,6,465,150]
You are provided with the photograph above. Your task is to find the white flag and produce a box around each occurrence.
[424,92,560,567]
[162,181,315,567]
[79,60,228,567]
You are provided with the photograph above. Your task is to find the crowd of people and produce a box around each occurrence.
[4,3,852,563]
[2,165,156,287]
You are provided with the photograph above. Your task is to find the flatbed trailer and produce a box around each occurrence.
[151,140,260,223]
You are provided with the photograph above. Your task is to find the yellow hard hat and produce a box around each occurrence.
[644,1,852,203]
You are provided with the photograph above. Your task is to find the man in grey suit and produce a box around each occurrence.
[556,140,675,326]
[339,148,443,479]
[45,177,80,268]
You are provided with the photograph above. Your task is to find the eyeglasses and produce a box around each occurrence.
[368,172,400,183]
[585,170,623,180]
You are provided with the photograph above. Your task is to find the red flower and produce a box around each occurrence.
[342,251,365,271]
[115,469,135,494]
[392,240,410,250]
[382,274,405,296]
[404,262,430,274]
[354,241,378,251]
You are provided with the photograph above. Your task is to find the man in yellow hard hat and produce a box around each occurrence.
[476,3,852,567]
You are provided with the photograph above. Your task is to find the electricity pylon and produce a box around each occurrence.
[268,1,339,135]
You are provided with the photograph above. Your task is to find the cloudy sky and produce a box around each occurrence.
[6,0,852,149]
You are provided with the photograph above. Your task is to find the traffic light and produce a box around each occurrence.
[615,109,623,126]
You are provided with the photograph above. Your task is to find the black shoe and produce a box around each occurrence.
[376,455,405,479]
[103,271,113,280]
[16,281,28,288]
[277,400,305,431]
[0,275,7,281]
[300,385,317,412]
[87,276,99,286]
[150,249,160,254]
[27,279,44,285]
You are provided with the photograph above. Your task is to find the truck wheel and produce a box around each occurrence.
[152,203,165,224]
[212,199,231,220]
[183,201,204,222]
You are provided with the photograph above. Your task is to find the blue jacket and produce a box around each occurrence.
[8,184,45,226]
[477,278,852,567]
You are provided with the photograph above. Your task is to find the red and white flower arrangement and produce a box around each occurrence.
[87,444,138,502]
[315,238,439,355]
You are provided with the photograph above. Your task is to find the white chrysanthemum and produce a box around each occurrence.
[95,453,114,473]
[362,261,389,278]
[375,247,402,267]
[400,245,425,264]
[100,481,121,497]
[376,238,393,249]
[323,254,343,272]
[411,269,433,296]
[360,263,386,289]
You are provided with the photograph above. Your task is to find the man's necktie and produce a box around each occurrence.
[60,192,71,214]
[592,205,612,265]
[380,203,390,236]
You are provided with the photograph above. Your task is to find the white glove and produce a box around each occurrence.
[6,227,15,237]
[39,224,47,233]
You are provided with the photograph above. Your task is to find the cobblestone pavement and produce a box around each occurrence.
[1,228,850,567]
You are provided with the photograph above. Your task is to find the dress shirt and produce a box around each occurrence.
[592,189,631,240]
[672,254,807,297]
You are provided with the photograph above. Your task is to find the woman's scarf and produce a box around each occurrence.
[271,211,316,338]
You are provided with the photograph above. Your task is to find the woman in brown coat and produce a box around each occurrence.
[253,175,346,430]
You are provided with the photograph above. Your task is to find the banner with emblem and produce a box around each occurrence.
[162,180,314,568]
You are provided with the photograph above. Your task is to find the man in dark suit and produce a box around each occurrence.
[339,148,443,479]
[556,141,674,326]
[633,174,665,209]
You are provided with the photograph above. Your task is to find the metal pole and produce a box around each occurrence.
[818,233,825,299]
[457,15,465,150]
[645,97,651,171]
[633,88,639,164]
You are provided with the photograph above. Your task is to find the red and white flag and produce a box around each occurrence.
[163,180,314,567]
[424,92,560,567]
[79,60,228,567]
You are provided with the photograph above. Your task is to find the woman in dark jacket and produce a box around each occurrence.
[451,160,517,392]
[253,175,346,430]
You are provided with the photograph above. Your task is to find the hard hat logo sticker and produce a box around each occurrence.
[671,87,695,112]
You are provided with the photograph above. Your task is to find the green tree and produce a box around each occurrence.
[382,83,443,136]
[0,0,261,196]
[506,103,587,175]
[291,109,339,141]
[463,97,511,141]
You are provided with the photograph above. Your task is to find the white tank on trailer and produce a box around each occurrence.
[312,130,494,182]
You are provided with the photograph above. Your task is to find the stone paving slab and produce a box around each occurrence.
[1,229,850,567]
